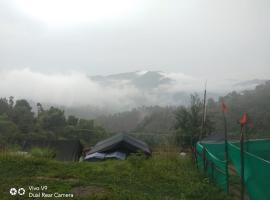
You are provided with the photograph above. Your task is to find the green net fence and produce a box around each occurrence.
[196,142,228,191]
[195,139,270,200]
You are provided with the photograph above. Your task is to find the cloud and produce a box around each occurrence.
[0,69,197,111]
[0,68,263,112]
[0,68,143,109]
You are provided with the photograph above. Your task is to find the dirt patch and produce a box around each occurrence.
[71,186,111,198]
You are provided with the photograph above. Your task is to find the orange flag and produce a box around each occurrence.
[221,101,228,113]
[240,113,247,126]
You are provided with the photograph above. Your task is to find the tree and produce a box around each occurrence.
[37,102,44,117]
[0,98,9,115]
[174,94,213,147]
[67,115,78,126]
[39,107,66,133]
[78,119,94,130]
[12,99,34,133]
[0,114,19,143]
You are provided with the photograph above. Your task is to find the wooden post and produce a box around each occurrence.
[199,81,207,140]
[211,161,214,181]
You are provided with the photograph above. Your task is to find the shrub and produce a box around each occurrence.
[30,147,56,159]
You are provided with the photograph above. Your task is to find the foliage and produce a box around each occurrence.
[0,114,19,143]
[96,106,176,134]
[174,94,214,147]
[130,132,176,147]
[30,147,56,159]
[67,115,79,126]
[0,98,107,146]
[37,106,66,133]
[207,80,270,135]
[12,99,35,133]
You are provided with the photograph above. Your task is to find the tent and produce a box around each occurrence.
[85,133,151,161]
[20,139,83,161]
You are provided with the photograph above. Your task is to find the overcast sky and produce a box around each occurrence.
[0,0,270,79]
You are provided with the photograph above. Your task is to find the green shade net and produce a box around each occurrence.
[196,139,270,200]
[196,142,227,191]
[228,141,270,200]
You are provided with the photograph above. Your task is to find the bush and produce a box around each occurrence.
[127,151,147,169]
[30,147,56,159]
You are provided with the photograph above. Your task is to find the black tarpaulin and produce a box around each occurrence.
[87,133,151,156]
[20,139,83,161]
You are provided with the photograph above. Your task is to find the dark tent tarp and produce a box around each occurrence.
[20,139,83,161]
[87,133,151,156]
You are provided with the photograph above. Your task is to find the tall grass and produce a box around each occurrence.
[30,147,56,159]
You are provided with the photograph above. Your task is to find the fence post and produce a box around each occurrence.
[240,129,245,200]
[203,146,207,173]
[211,161,214,181]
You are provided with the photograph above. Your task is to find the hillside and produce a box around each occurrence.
[96,80,270,135]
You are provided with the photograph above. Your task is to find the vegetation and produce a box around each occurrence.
[96,106,176,134]
[0,97,107,146]
[0,79,269,199]
[0,150,232,200]
[174,94,214,147]
[207,80,270,134]
[97,81,270,143]
[30,147,56,159]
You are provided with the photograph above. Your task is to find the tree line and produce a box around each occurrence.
[0,97,107,146]
[0,80,269,147]
[96,80,270,146]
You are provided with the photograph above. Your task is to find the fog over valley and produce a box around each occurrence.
[0,68,267,116]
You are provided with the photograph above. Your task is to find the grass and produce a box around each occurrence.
[0,149,232,200]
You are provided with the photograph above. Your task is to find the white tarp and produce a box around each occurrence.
[84,151,126,161]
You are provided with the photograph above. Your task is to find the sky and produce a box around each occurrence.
[0,0,269,110]
[0,0,269,79]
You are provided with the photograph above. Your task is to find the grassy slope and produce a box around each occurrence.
[0,152,232,200]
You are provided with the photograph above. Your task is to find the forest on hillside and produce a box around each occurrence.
[0,98,107,146]
[0,81,269,147]
[97,81,270,136]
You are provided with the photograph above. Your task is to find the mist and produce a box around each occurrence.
[0,68,263,113]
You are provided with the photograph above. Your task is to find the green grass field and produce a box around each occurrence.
[0,150,232,200]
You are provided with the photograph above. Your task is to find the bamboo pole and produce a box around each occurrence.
[222,110,229,194]
[199,81,207,140]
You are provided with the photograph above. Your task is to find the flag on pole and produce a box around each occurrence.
[221,101,228,113]
[240,112,247,128]
[239,112,248,200]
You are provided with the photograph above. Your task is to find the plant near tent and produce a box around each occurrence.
[127,151,146,169]
[30,147,56,159]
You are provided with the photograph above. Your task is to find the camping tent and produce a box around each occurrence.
[85,133,151,161]
[20,139,83,161]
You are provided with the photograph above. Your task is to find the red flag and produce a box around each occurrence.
[240,113,247,126]
[221,101,228,113]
